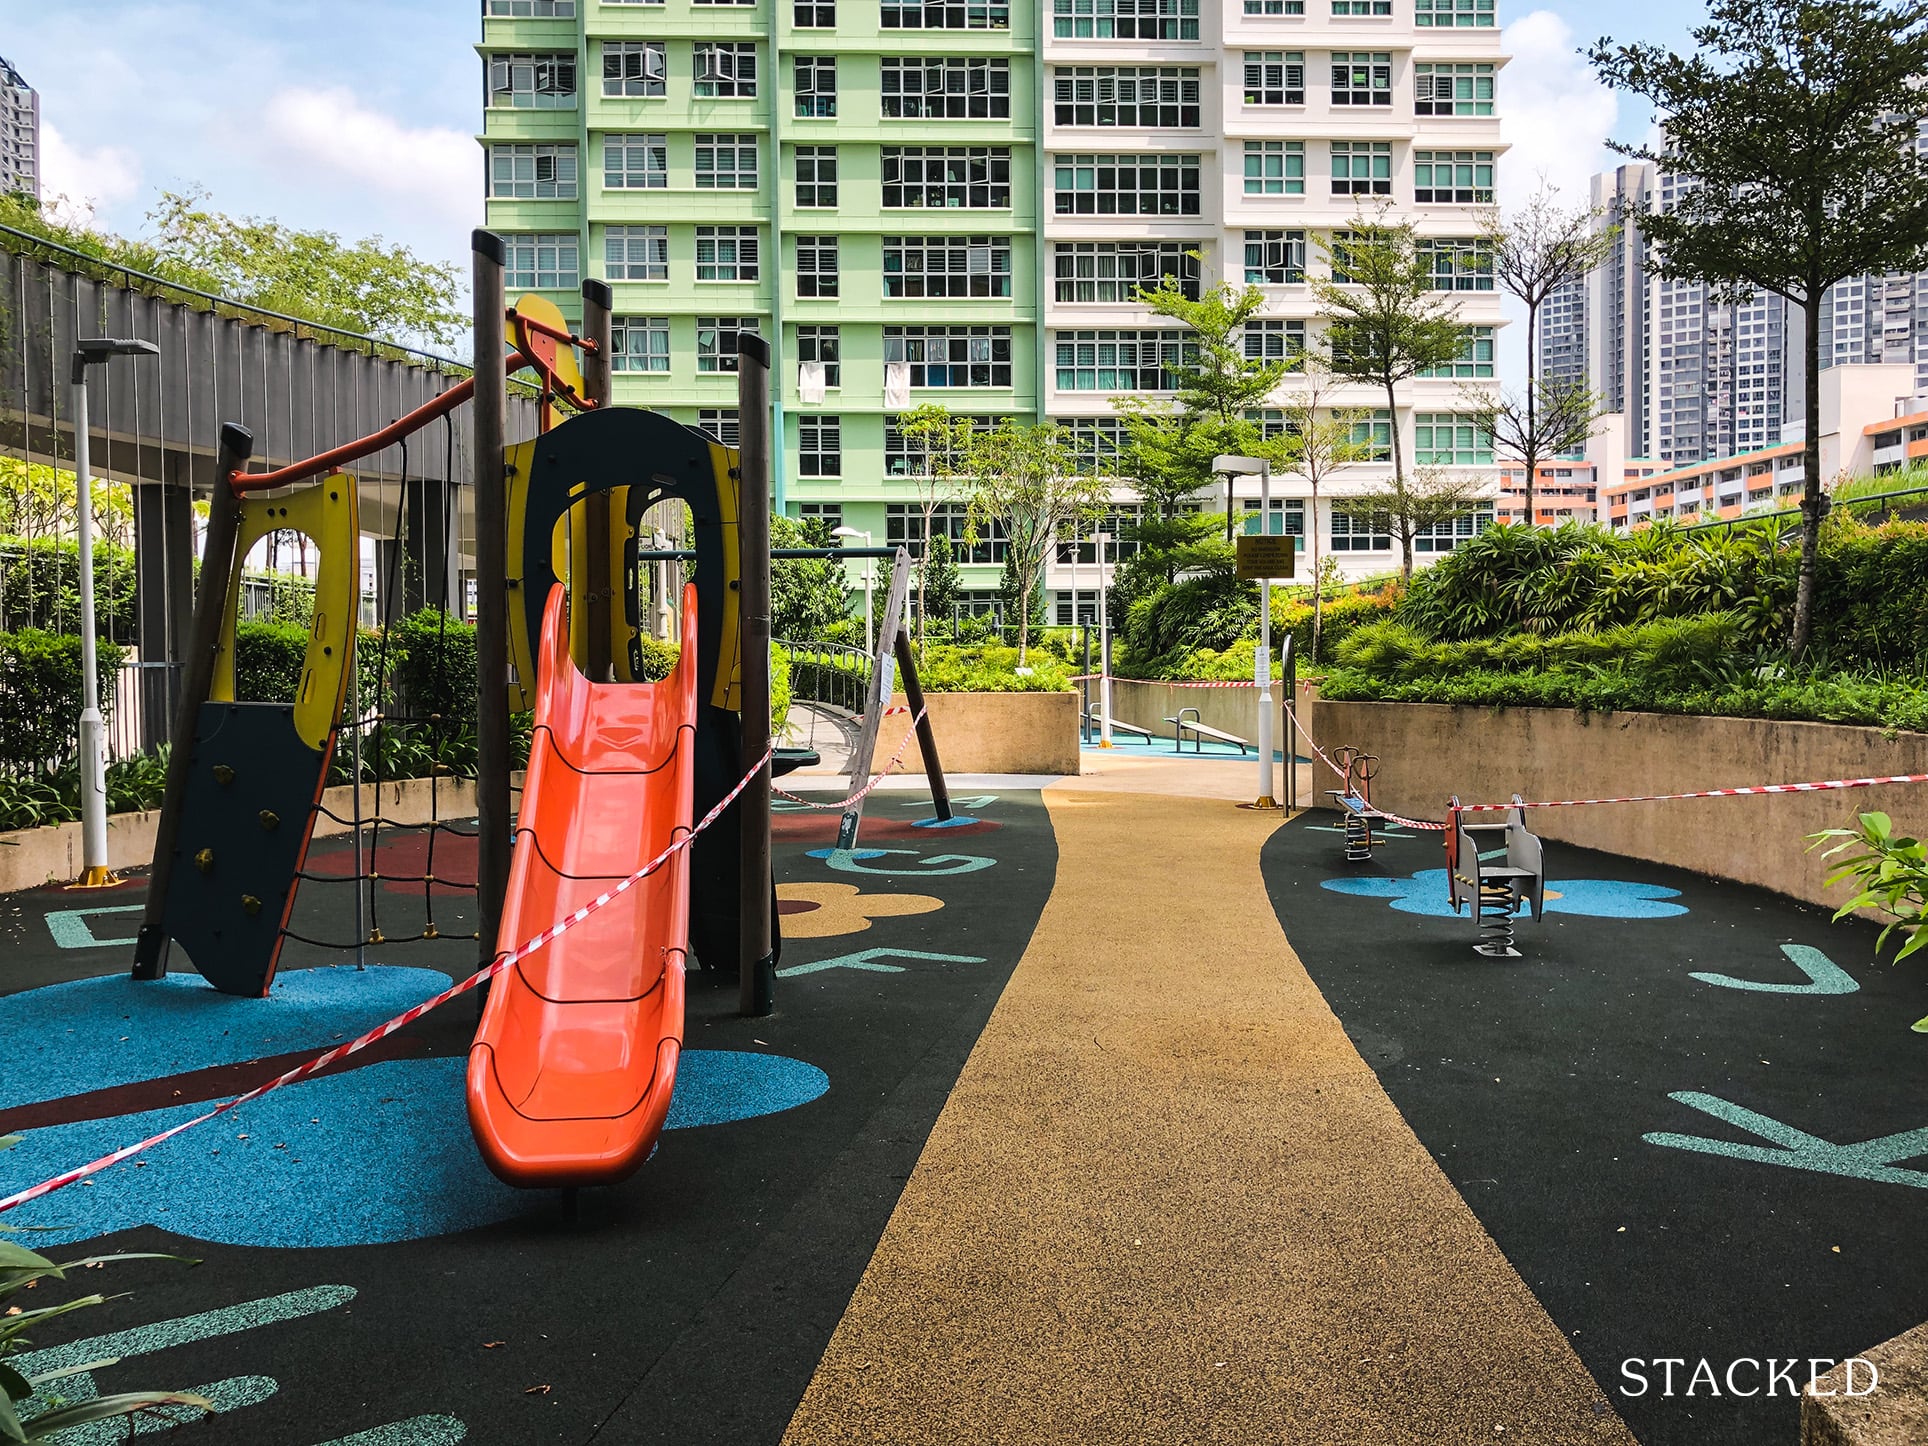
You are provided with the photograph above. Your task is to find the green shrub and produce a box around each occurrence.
[387,609,477,729]
[771,643,792,736]
[232,620,308,703]
[0,535,139,637]
[0,629,124,773]
[912,644,1074,693]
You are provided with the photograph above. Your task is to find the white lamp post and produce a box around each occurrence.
[831,524,873,653]
[1094,529,1112,747]
[1214,453,1277,810]
[70,337,160,888]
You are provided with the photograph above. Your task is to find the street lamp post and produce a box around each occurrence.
[831,525,873,652]
[70,338,160,888]
[1213,454,1278,811]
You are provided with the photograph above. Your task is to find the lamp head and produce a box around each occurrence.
[73,337,159,384]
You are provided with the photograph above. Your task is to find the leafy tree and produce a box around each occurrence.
[1352,465,1490,584]
[962,422,1107,663]
[1274,352,1374,660]
[893,403,976,645]
[1311,210,1467,509]
[1589,0,1928,657]
[770,514,851,640]
[0,457,132,548]
[1476,184,1617,524]
[922,529,961,631]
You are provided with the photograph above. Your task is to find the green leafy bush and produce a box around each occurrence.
[0,630,124,774]
[232,620,308,703]
[912,644,1074,693]
[0,535,138,637]
[387,609,477,728]
[1810,811,1928,969]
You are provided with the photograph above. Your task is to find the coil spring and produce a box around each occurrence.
[1344,811,1372,862]
[1474,886,1519,957]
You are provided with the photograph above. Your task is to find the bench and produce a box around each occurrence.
[1082,710,1157,743]
[1163,707,1254,755]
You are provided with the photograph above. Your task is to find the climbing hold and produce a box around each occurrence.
[241,895,262,916]
[194,848,215,873]
[258,810,280,831]
[212,765,235,785]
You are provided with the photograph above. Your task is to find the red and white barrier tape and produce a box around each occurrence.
[1457,771,1928,814]
[1279,703,1445,832]
[774,707,929,811]
[0,741,777,1217]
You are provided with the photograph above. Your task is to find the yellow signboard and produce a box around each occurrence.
[1236,534,1297,579]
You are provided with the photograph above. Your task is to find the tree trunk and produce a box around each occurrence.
[1524,295,1539,528]
[1310,479,1323,662]
[1789,288,1824,659]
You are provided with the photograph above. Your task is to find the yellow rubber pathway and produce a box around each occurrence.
[782,790,1635,1445]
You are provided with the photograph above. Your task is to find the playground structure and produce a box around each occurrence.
[109,229,955,1193]
[1447,795,1547,958]
[1326,746,1382,863]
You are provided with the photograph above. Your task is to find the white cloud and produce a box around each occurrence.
[252,86,478,237]
[38,122,142,226]
[1498,9,1619,210]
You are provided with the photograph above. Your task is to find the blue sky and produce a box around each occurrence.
[5,0,1703,380]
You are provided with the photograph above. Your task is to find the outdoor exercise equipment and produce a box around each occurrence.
[1328,747,1381,862]
[1447,795,1546,958]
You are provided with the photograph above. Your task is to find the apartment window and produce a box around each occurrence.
[696,0,756,7]
[1051,0,1199,40]
[885,416,991,477]
[1415,62,1494,116]
[1244,230,1305,284]
[504,233,579,290]
[1054,241,1197,302]
[1244,140,1305,196]
[1414,412,1493,465]
[884,236,1014,298]
[1053,329,1193,390]
[797,0,836,20]
[488,53,577,109]
[1419,238,1493,291]
[1414,509,1491,552]
[1332,0,1390,12]
[605,224,668,281]
[1330,508,1392,551]
[696,226,759,282]
[799,501,844,532]
[887,500,1008,562]
[1415,0,1494,24]
[487,0,576,13]
[697,318,762,373]
[883,146,1011,208]
[603,41,666,98]
[1331,52,1391,106]
[1054,67,1201,127]
[795,235,839,297]
[604,133,668,189]
[695,134,758,189]
[1423,326,1495,378]
[883,0,1012,26]
[1414,149,1494,203]
[1345,409,1391,461]
[610,316,670,372]
[795,146,838,206]
[799,416,842,477]
[1243,318,1305,364]
[489,143,577,199]
[1057,416,1131,469]
[795,56,837,116]
[798,325,841,386]
[1244,0,1305,12]
[1331,140,1391,196]
[1054,154,1201,216]
[695,42,757,98]
[1244,53,1304,106]
[881,57,1011,119]
[698,409,740,445]
[886,326,1013,387]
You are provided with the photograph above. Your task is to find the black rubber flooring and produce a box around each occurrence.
[0,793,1052,1445]
[1263,812,1928,1446]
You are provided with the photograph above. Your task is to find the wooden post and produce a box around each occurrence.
[473,231,512,981]
[836,549,913,852]
[132,422,254,980]
[893,628,951,821]
[737,331,775,1017]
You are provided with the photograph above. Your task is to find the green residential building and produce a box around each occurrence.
[479,0,1507,616]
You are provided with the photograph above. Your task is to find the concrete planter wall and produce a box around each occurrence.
[867,691,1081,776]
[1309,696,1928,910]
[0,774,487,896]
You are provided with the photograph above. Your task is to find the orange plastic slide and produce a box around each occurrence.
[467,582,699,1188]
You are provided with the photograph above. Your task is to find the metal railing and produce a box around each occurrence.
[779,639,872,716]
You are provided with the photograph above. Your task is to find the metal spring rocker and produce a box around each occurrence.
[1447,795,1546,958]
[1328,747,1380,862]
